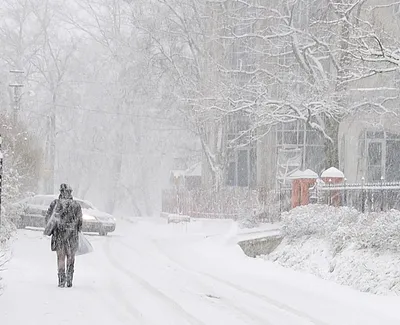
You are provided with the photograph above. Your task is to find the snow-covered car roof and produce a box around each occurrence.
[17,194,97,210]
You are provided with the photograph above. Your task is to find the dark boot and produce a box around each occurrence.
[66,265,74,288]
[58,272,66,288]
[66,272,74,288]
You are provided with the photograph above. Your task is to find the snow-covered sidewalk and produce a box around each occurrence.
[0,217,400,324]
[236,222,282,242]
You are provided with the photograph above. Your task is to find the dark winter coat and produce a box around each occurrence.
[45,195,83,254]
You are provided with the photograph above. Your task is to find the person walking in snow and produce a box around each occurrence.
[45,184,83,288]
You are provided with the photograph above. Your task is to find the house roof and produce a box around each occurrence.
[170,170,186,178]
[185,162,201,177]
[170,162,201,178]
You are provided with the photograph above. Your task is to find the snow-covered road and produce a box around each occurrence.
[1,217,400,325]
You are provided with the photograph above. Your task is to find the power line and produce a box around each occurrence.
[60,148,170,158]
[22,104,179,121]
[55,103,178,120]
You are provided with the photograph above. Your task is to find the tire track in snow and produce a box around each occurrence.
[210,295,274,325]
[115,237,316,325]
[107,279,147,324]
[113,237,274,325]
[94,246,151,324]
[70,234,144,324]
[150,239,330,325]
[197,272,329,325]
[103,237,207,325]
[73,279,139,324]
[94,239,146,323]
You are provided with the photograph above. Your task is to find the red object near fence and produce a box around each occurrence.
[289,169,318,208]
[321,167,345,206]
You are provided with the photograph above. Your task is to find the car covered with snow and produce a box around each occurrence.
[12,195,116,236]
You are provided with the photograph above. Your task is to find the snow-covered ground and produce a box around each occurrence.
[263,205,400,296]
[1,217,400,324]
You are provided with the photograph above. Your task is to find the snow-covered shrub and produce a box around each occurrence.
[331,225,352,253]
[0,168,24,241]
[0,216,15,244]
[238,215,260,229]
[331,213,368,252]
[280,205,400,253]
[265,238,400,295]
[268,205,400,295]
[281,204,359,239]
[0,114,43,242]
[355,210,400,251]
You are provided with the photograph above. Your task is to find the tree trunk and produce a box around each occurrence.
[325,4,354,171]
[211,165,225,193]
[45,92,56,194]
[106,154,122,214]
[324,118,339,169]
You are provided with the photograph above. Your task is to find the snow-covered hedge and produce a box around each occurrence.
[281,205,359,239]
[0,168,25,243]
[281,205,400,253]
[266,237,400,295]
[0,217,14,244]
[0,114,42,243]
[266,205,400,295]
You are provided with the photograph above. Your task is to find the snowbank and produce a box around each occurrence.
[0,219,15,245]
[0,213,15,295]
[161,213,191,223]
[236,223,282,242]
[262,205,400,295]
[0,242,10,294]
[0,234,12,296]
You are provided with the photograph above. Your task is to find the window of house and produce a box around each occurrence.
[275,120,325,182]
[226,114,256,187]
[393,3,400,16]
[226,148,256,187]
[367,141,383,181]
[230,8,256,73]
[226,113,251,145]
[293,0,310,28]
[365,131,400,182]
[227,147,256,187]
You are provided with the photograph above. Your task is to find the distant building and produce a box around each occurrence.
[200,0,400,189]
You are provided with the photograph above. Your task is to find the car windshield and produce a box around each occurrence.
[27,196,54,206]
[16,197,30,205]
[23,196,95,209]
[40,197,56,207]
[76,200,94,210]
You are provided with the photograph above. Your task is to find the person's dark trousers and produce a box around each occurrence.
[66,254,75,288]
[57,250,66,287]
[57,251,75,288]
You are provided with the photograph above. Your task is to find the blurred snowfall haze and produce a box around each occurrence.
[1,0,400,220]
[0,0,203,218]
[4,2,400,324]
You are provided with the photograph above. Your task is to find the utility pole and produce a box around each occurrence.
[45,113,56,194]
[9,70,24,125]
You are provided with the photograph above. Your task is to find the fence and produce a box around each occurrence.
[315,181,400,213]
[162,186,291,221]
[162,181,400,221]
